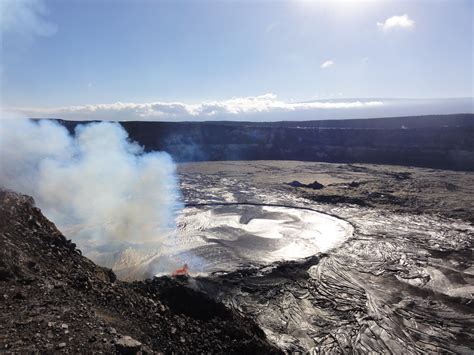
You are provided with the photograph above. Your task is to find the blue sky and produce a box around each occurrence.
[0,0,472,121]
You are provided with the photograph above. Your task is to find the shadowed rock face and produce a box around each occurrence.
[56,113,474,171]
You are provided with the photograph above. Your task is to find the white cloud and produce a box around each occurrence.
[4,94,385,121]
[0,0,57,38]
[377,14,415,31]
[320,60,334,69]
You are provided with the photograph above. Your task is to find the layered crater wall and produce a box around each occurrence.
[56,114,474,170]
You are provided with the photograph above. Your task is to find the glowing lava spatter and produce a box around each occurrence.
[172,263,189,277]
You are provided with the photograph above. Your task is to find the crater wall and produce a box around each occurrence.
[55,114,474,171]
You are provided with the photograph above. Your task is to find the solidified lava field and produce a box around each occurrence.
[172,161,473,353]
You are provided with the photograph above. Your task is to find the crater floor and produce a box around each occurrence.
[178,161,474,353]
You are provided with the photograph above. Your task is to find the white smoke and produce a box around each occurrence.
[0,0,57,38]
[0,119,182,268]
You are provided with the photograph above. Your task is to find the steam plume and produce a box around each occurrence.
[0,119,182,264]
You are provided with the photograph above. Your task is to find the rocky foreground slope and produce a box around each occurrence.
[0,189,279,353]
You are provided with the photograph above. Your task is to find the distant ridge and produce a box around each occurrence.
[42,113,474,129]
[39,113,474,171]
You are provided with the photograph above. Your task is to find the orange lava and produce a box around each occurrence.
[172,263,189,276]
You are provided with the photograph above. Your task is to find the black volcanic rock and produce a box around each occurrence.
[287,180,324,189]
[0,189,280,354]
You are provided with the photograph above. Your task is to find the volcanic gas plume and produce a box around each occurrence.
[0,119,183,269]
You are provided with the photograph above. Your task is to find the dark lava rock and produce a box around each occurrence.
[152,277,232,321]
[386,171,412,180]
[305,193,369,206]
[287,180,324,189]
[0,268,14,282]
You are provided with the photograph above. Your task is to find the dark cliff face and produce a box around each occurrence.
[56,113,474,171]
